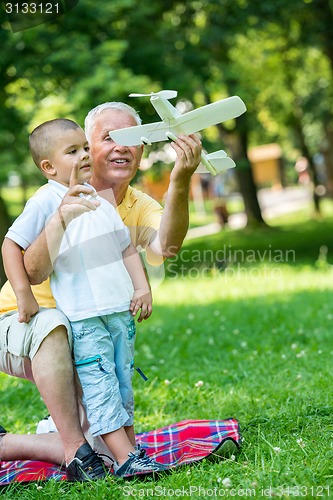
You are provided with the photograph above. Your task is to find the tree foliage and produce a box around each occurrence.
[1,0,333,213]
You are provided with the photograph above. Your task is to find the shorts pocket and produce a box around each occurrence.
[75,354,109,374]
[127,318,136,341]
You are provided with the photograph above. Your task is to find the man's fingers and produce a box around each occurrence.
[188,133,202,146]
[172,135,201,157]
[61,198,100,214]
[69,162,80,188]
[176,133,201,148]
[171,133,202,171]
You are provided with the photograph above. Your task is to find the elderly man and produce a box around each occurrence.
[0,101,201,479]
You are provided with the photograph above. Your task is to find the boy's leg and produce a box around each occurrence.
[71,313,166,477]
[102,427,135,465]
[72,313,138,465]
[124,425,136,447]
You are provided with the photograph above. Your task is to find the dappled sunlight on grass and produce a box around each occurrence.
[155,264,333,305]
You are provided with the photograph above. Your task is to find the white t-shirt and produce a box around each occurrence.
[6,180,134,321]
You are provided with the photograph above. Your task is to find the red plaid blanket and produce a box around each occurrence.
[0,418,240,485]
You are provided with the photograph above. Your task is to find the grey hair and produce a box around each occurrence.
[84,102,142,142]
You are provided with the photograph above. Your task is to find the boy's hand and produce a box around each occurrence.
[130,289,152,323]
[16,291,39,323]
[58,162,100,226]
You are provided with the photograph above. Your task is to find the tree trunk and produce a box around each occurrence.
[0,196,10,286]
[217,116,266,227]
[235,160,266,226]
[321,124,333,197]
[292,105,322,213]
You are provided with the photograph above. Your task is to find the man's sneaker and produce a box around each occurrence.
[66,443,110,482]
[114,445,167,478]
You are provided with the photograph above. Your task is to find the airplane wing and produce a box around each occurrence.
[171,96,246,136]
[109,121,173,146]
[109,95,246,146]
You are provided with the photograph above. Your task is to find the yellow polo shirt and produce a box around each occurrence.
[0,185,163,314]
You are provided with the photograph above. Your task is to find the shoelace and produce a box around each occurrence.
[80,451,107,477]
[128,450,161,471]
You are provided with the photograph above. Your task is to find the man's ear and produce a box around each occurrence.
[40,159,56,177]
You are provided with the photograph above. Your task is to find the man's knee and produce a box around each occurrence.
[26,308,72,360]
[0,308,72,377]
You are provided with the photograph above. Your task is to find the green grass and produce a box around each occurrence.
[2,201,333,497]
[2,265,333,497]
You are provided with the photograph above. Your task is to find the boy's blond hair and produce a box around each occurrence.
[29,118,81,168]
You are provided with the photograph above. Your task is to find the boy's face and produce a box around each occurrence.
[48,128,92,186]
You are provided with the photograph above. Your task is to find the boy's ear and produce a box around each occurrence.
[40,159,56,177]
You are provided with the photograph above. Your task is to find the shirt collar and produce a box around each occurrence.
[47,180,96,197]
[47,180,67,197]
[118,185,137,217]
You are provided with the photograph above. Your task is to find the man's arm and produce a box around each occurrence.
[2,237,39,322]
[23,209,66,284]
[24,186,100,284]
[24,164,100,284]
[149,134,202,259]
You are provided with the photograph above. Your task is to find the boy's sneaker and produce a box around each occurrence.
[114,445,167,478]
[66,443,110,482]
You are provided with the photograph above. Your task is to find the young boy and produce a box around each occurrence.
[2,118,166,478]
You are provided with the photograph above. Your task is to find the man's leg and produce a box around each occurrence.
[0,310,108,480]
[0,432,65,464]
[31,325,86,465]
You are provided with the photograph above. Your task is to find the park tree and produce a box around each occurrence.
[295,0,333,196]
[240,0,333,198]
[1,0,333,281]
[104,0,333,218]
[0,1,153,282]
[107,0,266,225]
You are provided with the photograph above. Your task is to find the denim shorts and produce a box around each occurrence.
[71,311,136,437]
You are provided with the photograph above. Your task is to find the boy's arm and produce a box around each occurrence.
[122,243,152,323]
[24,163,100,284]
[2,237,39,323]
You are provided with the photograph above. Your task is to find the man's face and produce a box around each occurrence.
[89,109,144,188]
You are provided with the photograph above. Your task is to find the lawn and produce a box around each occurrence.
[1,205,333,498]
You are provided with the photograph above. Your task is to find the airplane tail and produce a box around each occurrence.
[207,151,235,172]
[196,150,235,175]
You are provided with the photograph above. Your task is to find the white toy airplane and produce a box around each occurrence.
[109,90,246,176]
